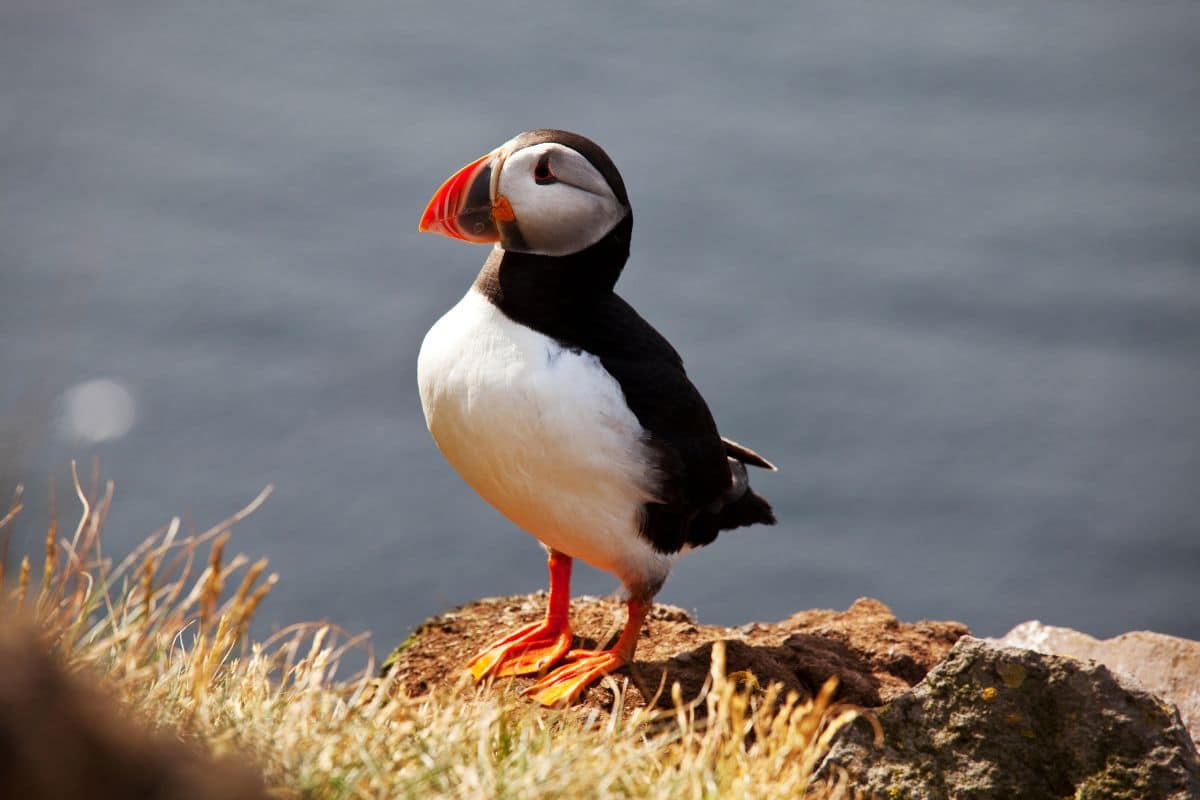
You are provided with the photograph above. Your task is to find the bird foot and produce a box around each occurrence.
[523,647,628,706]
[466,619,573,680]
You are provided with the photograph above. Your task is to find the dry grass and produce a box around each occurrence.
[0,464,876,799]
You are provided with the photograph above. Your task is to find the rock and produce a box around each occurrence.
[994,620,1200,746]
[821,637,1200,800]
[0,618,268,800]
[380,594,967,713]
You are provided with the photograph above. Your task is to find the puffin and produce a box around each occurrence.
[416,129,776,706]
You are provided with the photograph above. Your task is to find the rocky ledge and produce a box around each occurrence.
[384,595,1200,800]
[382,595,966,710]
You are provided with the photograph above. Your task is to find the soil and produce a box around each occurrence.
[380,594,969,715]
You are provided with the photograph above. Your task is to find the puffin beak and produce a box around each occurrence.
[418,151,510,243]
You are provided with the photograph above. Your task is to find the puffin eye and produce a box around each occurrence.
[533,153,557,185]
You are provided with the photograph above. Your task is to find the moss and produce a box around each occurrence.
[379,630,423,675]
[1074,756,1149,799]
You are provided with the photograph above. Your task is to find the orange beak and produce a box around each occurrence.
[418,152,505,244]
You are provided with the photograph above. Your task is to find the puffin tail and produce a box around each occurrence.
[714,487,776,531]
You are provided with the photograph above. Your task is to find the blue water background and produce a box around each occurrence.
[2,2,1198,655]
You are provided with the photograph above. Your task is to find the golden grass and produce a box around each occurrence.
[0,464,876,799]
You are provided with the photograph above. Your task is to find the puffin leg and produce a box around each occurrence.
[524,596,650,707]
[466,551,574,680]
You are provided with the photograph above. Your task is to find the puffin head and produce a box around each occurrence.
[419,130,630,258]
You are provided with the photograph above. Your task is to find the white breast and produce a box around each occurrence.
[417,287,673,593]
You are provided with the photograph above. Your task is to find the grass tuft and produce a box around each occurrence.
[0,466,875,799]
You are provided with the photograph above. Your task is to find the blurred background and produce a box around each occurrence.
[2,1,1198,656]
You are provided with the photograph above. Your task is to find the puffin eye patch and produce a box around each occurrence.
[533,153,557,185]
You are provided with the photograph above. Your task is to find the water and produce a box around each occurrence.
[3,1,1198,658]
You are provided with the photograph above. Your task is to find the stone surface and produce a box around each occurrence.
[381,595,968,713]
[822,637,1200,800]
[994,620,1200,746]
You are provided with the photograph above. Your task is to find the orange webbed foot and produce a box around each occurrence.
[523,596,650,707]
[466,619,573,680]
[523,647,628,706]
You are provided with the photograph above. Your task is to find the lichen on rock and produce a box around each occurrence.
[821,637,1200,800]
[993,620,1200,746]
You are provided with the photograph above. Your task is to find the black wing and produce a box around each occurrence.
[585,295,776,553]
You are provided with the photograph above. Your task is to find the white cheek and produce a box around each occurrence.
[499,172,626,257]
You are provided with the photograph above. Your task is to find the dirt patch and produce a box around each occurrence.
[380,595,968,714]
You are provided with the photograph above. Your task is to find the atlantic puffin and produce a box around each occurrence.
[416,129,776,706]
